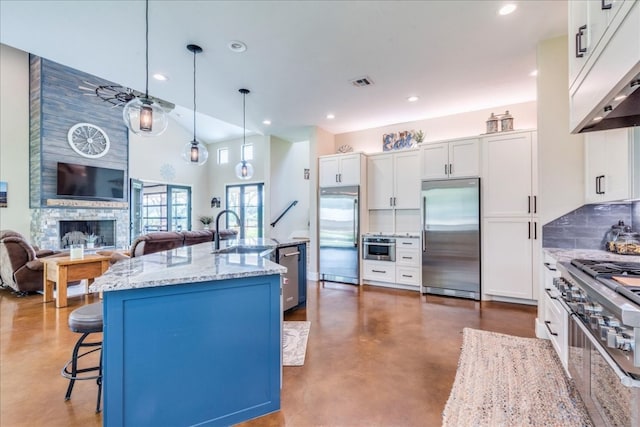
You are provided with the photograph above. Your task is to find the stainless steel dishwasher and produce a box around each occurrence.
[278,246,300,311]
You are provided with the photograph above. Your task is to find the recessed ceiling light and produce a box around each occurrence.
[326,114,335,120]
[593,116,603,122]
[228,40,247,53]
[153,73,168,81]
[262,119,271,125]
[614,94,627,101]
[499,4,517,15]
[407,96,419,102]
[529,70,538,77]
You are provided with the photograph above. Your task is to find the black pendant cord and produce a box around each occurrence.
[242,91,246,161]
[144,0,149,99]
[192,48,197,144]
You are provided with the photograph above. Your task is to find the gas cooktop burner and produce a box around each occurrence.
[570,259,640,278]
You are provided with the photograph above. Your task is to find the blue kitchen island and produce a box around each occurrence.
[90,240,291,426]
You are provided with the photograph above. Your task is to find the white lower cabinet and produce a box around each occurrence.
[482,217,539,300]
[543,287,569,373]
[395,266,420,286]
[362,260,396,283]
[362,237,421,290]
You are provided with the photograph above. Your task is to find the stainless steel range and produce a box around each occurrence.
[557,259,640,427]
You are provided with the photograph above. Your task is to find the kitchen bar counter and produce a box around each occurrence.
[89,239,310,426]
[89,238,310,293]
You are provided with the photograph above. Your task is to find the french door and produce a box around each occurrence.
[225,183,264,239]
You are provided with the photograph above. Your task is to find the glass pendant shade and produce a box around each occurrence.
[235,160,254,180]
[182,140,208,166]
[123,97,168,136]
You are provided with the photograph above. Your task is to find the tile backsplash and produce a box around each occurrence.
[542,203,635,249]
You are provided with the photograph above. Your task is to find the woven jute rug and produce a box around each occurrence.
[442,328,592,427]
[283,321,310,366]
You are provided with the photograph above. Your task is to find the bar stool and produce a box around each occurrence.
[61,302,103,413]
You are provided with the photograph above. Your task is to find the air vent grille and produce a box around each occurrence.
[349,76,374,87]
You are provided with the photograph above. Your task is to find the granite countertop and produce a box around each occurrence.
[363,233,420,238]
[90,238,308,293]
[544,247,640,264]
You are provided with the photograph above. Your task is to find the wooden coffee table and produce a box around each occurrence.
[43,254,111,308]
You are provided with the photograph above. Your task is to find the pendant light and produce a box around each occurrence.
[122,0,168,136]
[181,44,208,165]
[235,88,254,180]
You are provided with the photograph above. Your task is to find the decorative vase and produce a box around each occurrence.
[86,242,95,249]
[203,225,210,230]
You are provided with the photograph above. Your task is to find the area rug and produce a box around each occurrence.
[283,321,310,366]
[442,328,592,427]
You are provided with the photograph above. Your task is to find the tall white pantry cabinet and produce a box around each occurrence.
[481,130,539,302]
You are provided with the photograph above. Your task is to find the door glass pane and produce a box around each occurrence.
[170,186,190,232]
[226,183,263,239]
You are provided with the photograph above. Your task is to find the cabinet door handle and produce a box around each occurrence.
[390,197,393,207]
[595,175,601,194]
[449,163,453,175]
[393,197,397,206]
[401,242,412,245]
[544,288,558,300]
[534,222,537,240]
[372,269,387,274]
[576,25,587,58]
[601,0,612,9]
[339,173,342,183]
[444,164,448,175]
[599,175,605,194]
[336,174,339,183]
[402,256,412,260]
[528,196,531,214]
[544,320,558,336]
[533,196,537,214]
[401,274,413,278]
[528,221,531,239]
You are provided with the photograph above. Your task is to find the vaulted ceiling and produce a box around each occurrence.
[0,1,567,143]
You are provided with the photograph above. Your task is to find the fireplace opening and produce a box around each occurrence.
[58,220,116,249]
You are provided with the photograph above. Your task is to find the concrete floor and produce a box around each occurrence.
[0,281,536,426]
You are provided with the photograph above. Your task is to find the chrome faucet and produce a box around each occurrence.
[215,209,241,250]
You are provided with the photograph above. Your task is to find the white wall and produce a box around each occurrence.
[207,134,268,230]
[0,45,30,237]
[269,137,310,240]
[537,36,584,225]
[335,101,537,154]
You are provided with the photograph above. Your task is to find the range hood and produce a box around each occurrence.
[578,70,640,133]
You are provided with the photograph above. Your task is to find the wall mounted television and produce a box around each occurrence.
[56,162,125,200]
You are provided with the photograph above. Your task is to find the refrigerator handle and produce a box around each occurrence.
[353,198,358,247]
[422,195,427,252]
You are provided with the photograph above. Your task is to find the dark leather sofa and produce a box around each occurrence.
[0,230,65,294]
[102,229,238,263]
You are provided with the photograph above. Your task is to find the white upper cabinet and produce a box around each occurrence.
[585,127,639,203]
[319,153,363,187]
[420,137,480,180]
[568,0,638,132]
[482,131,537,217]
[367,150,420,210]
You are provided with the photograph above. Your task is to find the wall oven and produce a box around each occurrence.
[557,259,640,426]
[362,236,396,262]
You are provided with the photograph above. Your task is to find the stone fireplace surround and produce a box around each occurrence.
[31,207,128,250]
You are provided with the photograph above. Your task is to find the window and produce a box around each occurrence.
[140,184,191,234]
[217,147,229,164]
[242,144,253,161]
[226,183,264,239]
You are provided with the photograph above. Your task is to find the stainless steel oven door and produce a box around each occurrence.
[569,314,640,426]
[362,238,396,261]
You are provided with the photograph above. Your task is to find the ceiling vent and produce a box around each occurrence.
[349,76,374,87]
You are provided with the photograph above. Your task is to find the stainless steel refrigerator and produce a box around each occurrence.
[421,178,480,300]
[319,185,359,285]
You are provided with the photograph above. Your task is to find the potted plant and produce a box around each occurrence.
[199,216,214,230]
[85,233,99,249]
